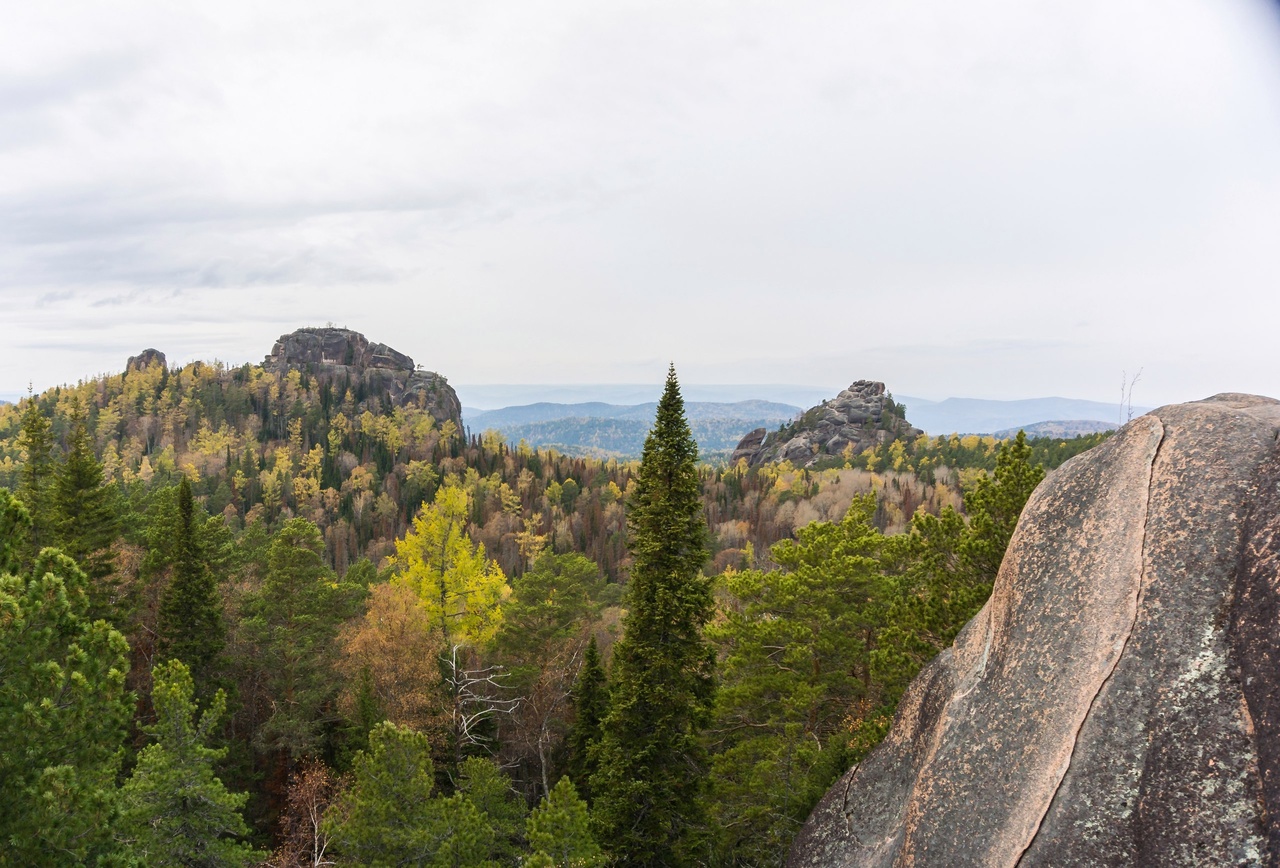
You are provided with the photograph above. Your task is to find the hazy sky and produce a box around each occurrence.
[4,0,1280,405]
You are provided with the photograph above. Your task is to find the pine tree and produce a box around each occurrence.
[325,721,494,867]
[53,401,118,595]
[325,722,438,863]
[16,397,56,565]
[705,494,891,864]
[456,756,528,864]
[156,476,225,693]
[567,635,606,801]
[0,523,132,866]
[527,776,604,867]
[243,518,362,760]
[0,487,28,574]
[960,429,1045,585]
[117,659,258,867]
[589,365,713,867]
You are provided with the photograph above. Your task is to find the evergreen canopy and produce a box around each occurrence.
[590,365,713,867]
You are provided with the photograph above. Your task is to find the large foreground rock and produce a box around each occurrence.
[789,394,1280,867]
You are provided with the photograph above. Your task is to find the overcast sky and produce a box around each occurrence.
[4,0,1280,405]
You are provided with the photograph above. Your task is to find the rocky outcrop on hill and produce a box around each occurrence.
[125,348,166,373]
[731,380,921,467]
[789,393,1280,867]
[264,328,462,429]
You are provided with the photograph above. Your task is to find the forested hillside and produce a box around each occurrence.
[0,333,1111,866]
[0,339,1105,579]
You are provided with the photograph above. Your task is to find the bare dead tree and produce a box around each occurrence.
[500,636,590,800]
[444,644,521,772]
[264,758,337,868]
[1121,368,1144,423]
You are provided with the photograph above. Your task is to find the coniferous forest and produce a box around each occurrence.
[0,346,1106,866]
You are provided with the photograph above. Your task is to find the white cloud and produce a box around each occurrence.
[2,0,1280,405]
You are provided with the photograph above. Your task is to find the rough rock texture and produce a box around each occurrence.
[125,348,167,373]
[789,393,1280,868]
[1234,436,1280,862]
[264,328,462,429]
[731,380,921,467]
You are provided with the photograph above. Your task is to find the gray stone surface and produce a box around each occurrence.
[125,348,167,373]
[789,394,1280,868]
[264,327,462,430]
[1232,425,1280,864]
[731,380,921,467]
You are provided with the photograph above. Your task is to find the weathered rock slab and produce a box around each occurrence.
[789,394,1280,868]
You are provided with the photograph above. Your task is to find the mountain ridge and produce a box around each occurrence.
[466,399,801,429]
[898,394,1151,435]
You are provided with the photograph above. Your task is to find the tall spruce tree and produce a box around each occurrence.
[589,365,713,867]
[157,476,225,692]
[567,635,606,802]
[53,401,118,592]
[16,397,56,565]
[243,518,362,761]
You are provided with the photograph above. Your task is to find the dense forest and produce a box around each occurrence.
[0,349,1107,866]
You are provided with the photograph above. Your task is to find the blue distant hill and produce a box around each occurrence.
[456,386,1156,458]
[897,395,1151,436]
[464,399,802,460]
[455,384,837,411]
[467,399,802,430]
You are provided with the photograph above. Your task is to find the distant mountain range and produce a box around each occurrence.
[897,395,1150,436]
[3,376,1149,443]
[455,384,838,411]
[462,389,1149,459]
[465,399,802,460]
[467,399,802,429]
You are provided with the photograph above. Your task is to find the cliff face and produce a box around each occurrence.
[125,348,166,373]
[731,380,921,467]
[264,327,462,430]
[789,393,1280,867]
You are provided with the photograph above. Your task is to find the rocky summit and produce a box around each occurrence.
[731,380,921,467]
[125,348,166,373]
[788,393,1280,867]
[264,327,462,429]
